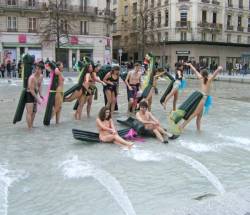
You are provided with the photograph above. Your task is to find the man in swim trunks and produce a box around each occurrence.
[125,63,142,114]
[25,62,44,129]
[136,101,169,143]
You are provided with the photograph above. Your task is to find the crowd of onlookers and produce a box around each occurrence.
[0,59,22,79]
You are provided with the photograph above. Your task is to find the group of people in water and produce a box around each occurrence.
[15,53,223,148]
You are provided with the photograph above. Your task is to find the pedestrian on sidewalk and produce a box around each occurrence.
[0,63,5,78]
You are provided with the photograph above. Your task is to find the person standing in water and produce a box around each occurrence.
[125,63,142,114]
[96,107,133,148]
[180,63,223,131]
[25,62,44,129]
[161,63,185,111]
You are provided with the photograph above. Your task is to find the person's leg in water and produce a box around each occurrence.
[162,87,178,110]
[26,103,34,129]
[31,103,37,127]
[86,95,93,117]
[75,95,87,120]
[180,100,204,131]
[173,91,179,111]
[196,108,203,131]
[105,89,112,110]
[111,91,117,114]
[100,134,133,148]
[64,89,82,102]
[145,88,154,111]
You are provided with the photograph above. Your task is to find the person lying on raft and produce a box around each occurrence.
[96,107,133,148]
[52,61,64,124]
[179,63,223,131]
[161,62,185,111]
[83,64,106,118]
[136,101,169,143]
[125,62,142,114]
[103,66,120,114]
[25,61,44,129]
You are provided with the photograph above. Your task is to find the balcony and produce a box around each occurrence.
[201,0,210,3]
[28,29,37,33]
[198,22,222,31]
[237,26,244,32]
[248,27,250,32]
[178,0,189,2]
[227,25,234,30]
[7,28,17,32]
[212,0,220,5]
[176,21,191,30]
[228,3,233,7]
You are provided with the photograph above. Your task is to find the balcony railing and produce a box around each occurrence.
[237,26,244,32]
[28,29,37,33]
[212,0,220,5]
[176,21,191,29]
[198,22,222,31]
[7,28,17,32]
[227,25,234,30]
[178,0,190,2]
[201,0,210,3]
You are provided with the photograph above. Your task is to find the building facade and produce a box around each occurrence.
[0,0,114,70]
[112,0,250,70]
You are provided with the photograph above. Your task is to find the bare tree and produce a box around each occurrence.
[40,0,77,50]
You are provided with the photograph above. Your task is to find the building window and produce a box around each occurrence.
[165,32,168,41]
[28,0,35,7]
[7,0,16,5]
[202,32,206,41]
[165,10,169,27]
[157,32,161,42]
[145,0,148,9]
[228,0,232,7]
[151,13,154,28]
[202,10,207,23]
[28,17,37,32]
[113,8,117,17]
[212,12,217,24]
[238,16,242,27]
[227,34,231,42]
[248,17,250,31]
[113,23,117,33]
[113,0,117,4]
[248,36,250,44]
[227,15,231,27]
[212,34,216,42]
[60,20,67,32]
[151,0,154,8]
[144,15,148,29]
[181,32,187,41]
[124,6,128,16]
[157,0,161,6]
[7,17,17,31]
[133,18,137,30]
[80,21,88,35]
[237,35,241,43]
[132,3,137,14]
[157,12,161,27]
[180,12,187,26]
[239,0,243,8]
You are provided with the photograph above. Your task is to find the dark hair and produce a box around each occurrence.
[201,70,208,84]
[112,66,120,71]
[56,61,63,68]
[176,62,183,71]
[35,61,45,70]
[98,107,111,121]
[139,101,148,109]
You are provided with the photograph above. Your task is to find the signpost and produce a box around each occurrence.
[118,48,122,65]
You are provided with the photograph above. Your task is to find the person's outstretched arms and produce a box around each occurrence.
[210,66,223,81]
[185,63,202,79]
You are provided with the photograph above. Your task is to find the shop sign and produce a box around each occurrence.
[176,50,190,55]
[70,36,79,45]
[18,34,27,43]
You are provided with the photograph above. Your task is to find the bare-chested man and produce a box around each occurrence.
[25,62,44,129]
[125,63,142,113]
[136,101,169,143]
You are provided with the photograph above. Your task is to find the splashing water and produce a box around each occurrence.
[125,148,162,162]
[0,165,28,215]
[60,156,136,215]
[218,134,250,146]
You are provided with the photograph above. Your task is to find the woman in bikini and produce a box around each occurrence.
[161,63,185,111]
[180,63,223,131]
[103,66,120,114]
[96,107,133,148]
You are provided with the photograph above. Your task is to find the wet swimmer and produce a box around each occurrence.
[161,63,186,111]
[103,66,120,114]
[180,63,223,131]
[96,107,133,148]
[136,101,169,144]
[25,62,44,129]
[125,62,142,114]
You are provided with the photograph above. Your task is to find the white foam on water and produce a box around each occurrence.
[123,148,162,162]
[0,165,28,215]
[218,134,250,146]
[179,139,219,153]
[60,156,136,215]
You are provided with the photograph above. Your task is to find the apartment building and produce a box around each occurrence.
[112,0,250,69]
[0,0,114,70]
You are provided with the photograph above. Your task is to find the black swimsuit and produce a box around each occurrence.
[105,74,119,94]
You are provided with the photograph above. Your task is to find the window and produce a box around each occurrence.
[180,12,187,26]
[28,18,37,32]
[157,12,161,27]
[113,23,117,33]
[124,6,128,16]
[60,20,67,32]
[238,16,242,27]
[165,32,168,41]
[212,34,216,42]
[181,32,187,41]
[239,0,243,8]
[227,15,231,26]
[202,32,206,41]
[227,34,231,42]
[144,15,148,29]
[212,12,217,24]
[28,0,35,7]
[248,17,250,30]
[237,35,241,43]
[113,0,117,4]
[202,10,207,23]
[7,17,17,31]
[228,0,232,6]
[157,0,161,6]
[145,0,148,9]
[7,0,16,5]
[157,32,161,42]
[133,18,137,30]
[151,13,154,28]
[151,0,154,7]
[165,10,169,27]
[132,3,137,14]
[113,8,117,17]
[80,21,88,35]
[248,36,250,44]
